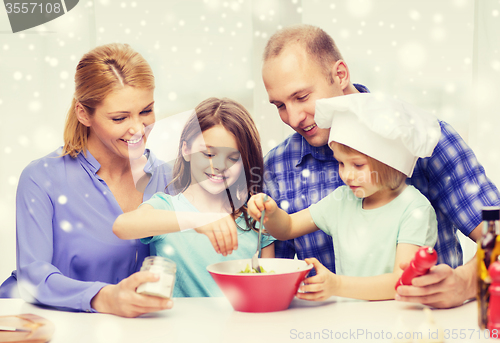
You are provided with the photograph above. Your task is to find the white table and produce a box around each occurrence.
[0,298,488,343]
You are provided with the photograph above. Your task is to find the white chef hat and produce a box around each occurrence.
[315,93,441,177]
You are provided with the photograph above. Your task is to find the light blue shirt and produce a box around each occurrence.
[141,192,275,297]
[0,148,171,312]
[309,185,437,277]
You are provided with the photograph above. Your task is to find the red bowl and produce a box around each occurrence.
[207,258,313,312]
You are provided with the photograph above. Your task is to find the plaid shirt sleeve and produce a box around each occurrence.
[410,120,500,267]
[263,142,297,260]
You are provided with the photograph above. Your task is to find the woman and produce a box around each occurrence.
[0,43,173,317]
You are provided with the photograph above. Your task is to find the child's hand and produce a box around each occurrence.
[247,193,277,223]
[194,214,238,257]
[296,258,339,301]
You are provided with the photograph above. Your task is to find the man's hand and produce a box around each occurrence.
[395,262,475,308]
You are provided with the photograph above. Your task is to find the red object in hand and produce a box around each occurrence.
[395,246,438,290]
[488,260,500,338]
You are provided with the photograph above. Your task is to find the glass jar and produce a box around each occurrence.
[478,206,500,329]
[136,256,176,299]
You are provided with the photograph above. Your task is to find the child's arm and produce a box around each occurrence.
[247,193,319,240]
[261,243,275,258]
[113,204,182,239]
[297,243,420,301]
[113,204,238,256]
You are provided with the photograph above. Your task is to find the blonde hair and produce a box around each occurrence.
[330,142,407,190]
[263,24,343,83]
[62,43,154,157]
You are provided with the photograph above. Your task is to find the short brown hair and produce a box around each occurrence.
[62,43,154,157]
[263,24,343,83]
[169,97,264,231]
[330,142,407,190]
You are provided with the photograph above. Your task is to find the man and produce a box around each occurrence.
[261,24,500,308]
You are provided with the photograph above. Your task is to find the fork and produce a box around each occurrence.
[251,194,268,273]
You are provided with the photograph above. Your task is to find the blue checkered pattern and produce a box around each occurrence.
[263,84,500,274]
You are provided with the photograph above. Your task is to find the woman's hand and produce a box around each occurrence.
[247,193,277,223]
[194,214,238,256]
[91,271,173,318]
[295,258,339,301]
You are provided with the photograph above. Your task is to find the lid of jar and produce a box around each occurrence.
[483,207,500,221]
[143,256,177,268]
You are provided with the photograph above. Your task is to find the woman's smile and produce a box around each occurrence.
[120,134,144,147]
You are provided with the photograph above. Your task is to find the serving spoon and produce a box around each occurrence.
[251,194,268,273]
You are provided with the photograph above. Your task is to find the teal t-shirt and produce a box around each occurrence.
[140,192,275,297]
[309,185,437,277]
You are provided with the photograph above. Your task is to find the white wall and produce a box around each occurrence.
[2,0,499,281]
